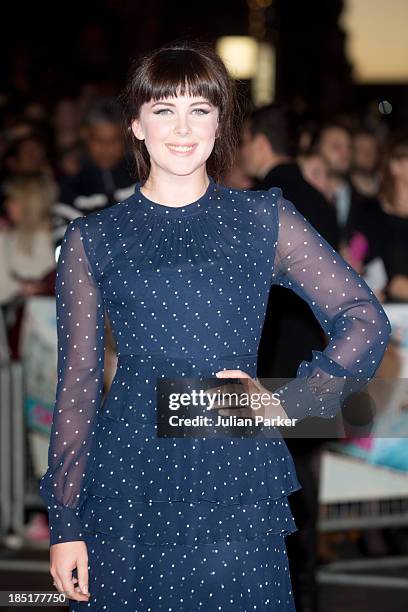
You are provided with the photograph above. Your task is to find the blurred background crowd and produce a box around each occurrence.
[2,82,407,351]
[1,1,408,611]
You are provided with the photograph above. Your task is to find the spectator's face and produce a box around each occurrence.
[4,196,24,225]
[352,133,379,173]
[54,99,80,130]
[11,139,47,174]
[86,122,124,169]
[60,149,82,176]
[299,154,332,200]
[390,156,408,185]
[318,127,351,175]
[240,124,268,177]
[132,94,219,178]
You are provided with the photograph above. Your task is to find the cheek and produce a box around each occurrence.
[241,141,253,159]
[401,161,408,177]
[144,121,169,143]
[199,116,219,139]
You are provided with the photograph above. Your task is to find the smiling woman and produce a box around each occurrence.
[118,41,243,186]
[40,39,390,612]
[131,94,219,192]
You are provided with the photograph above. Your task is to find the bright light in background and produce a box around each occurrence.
[216,36,258,79]
[251,42,275,106]
[342,0,408,82]
[216,36,275,106]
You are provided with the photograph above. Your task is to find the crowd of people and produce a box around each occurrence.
[0,88,407,611]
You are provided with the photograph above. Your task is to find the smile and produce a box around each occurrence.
[166,143,197,155]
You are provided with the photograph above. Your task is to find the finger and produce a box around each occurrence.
[59,569,89,602]
[208,400,242,411]
[76,554,90,596]
[210,404,242,414]
[218,408,253,417]
[206,381,247,398]
[205,380,239,394]
[216,370,249,378]
[52,574,64,595]
[72,577,79,589]
[206,393,243,406]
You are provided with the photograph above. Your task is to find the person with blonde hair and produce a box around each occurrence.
[0,173,57,306]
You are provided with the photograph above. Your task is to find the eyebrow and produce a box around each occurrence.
[151,100,212,108]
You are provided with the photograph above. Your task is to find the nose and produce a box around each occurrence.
[174,113,191,135]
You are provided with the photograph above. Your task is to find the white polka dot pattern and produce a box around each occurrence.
[68,530,296,611]
[39,177,390,610]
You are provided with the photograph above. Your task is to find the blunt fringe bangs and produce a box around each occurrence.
[118,40,244,184]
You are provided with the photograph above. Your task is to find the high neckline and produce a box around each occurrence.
[134,176,218,217]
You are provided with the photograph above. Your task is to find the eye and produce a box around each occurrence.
[192,108,210,115]
[153,108,172,115]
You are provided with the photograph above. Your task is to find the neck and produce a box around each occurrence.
[331,174,347,190]
[393,181,408,211]
[141,167,210,206]
[257,153,291,179]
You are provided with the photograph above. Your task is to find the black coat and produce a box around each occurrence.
[255,163,340,453]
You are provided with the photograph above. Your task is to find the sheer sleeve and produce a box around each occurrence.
[39,217,105,545]
[269,189,391,422]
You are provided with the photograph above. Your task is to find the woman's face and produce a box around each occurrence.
[390,156,408,185]
[4,196,24,225]
[299,154,332,200]
[132,93,219,178]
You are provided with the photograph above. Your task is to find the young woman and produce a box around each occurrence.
[40,42,391,611]
[0,174,56,306]
[346,136,408,302]
[0,174,57,359]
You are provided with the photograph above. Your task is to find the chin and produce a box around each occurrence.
[165,161,208,176]
[169,167,201,177]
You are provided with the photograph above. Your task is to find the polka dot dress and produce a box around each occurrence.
[40,177,391,611]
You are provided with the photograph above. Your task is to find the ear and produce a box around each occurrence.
[131,118,145,141]
[258,132,273,154]
[215,117,220,139]
[389,158,400,177]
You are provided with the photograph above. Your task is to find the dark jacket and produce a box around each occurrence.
[53,156,135,247]
[255,162,340,453]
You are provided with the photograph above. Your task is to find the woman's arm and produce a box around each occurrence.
[269,189,391,421]
[0,231,24,305]
[39,217,105,545]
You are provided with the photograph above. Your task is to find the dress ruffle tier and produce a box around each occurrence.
[80,351,301,546]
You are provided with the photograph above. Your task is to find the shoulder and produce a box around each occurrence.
[217,182,283,212]
[70,198,130,235]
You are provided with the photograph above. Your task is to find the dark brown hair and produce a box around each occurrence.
[379,135,408,208]
[118,40,244,184]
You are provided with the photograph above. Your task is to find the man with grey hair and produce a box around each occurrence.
[53,98,135,248]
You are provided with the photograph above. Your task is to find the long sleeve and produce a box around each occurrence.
[270,189,391,422]
[39,217,105,545]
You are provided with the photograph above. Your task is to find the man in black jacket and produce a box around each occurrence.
[241,104,340,612]
[53,98,136,248]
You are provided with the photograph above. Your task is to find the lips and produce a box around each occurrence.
[166,143,198,155]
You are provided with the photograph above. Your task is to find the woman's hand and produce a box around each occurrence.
[50,541,90,602]
[206,369,289,421]
[19,279,47,297]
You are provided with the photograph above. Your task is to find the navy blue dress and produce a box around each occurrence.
[40,177,391,611]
